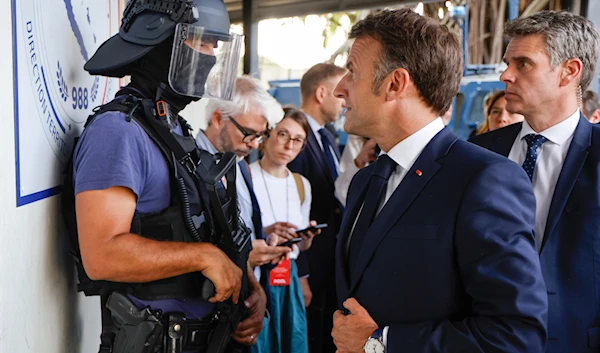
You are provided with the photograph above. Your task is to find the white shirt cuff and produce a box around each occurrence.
[253,266,261,282]
[383,326,389,350]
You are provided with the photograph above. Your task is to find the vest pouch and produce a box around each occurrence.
[74,260,112,296]
[129,204,209,300]
[134,206,178,242]
[174,160,213,243]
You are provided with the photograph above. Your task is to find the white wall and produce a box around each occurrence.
[181,97,210,131]
[0,0,100,351]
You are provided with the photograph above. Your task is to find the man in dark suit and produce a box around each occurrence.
[288,63,346,353]
[470,11,600,353]
[331,8,548,353]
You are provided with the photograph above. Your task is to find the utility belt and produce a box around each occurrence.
[105,292,224,353]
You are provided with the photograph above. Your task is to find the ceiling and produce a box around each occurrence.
[225,0,427,23]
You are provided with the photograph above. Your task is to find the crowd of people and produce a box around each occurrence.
[64,0,600,353]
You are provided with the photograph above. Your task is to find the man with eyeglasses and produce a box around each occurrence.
[196,77,293,344]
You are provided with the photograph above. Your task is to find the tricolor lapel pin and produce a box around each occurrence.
[416,169,423,177]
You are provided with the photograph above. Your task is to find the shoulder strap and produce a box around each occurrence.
[292,173,305,204]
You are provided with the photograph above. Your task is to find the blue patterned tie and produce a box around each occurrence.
[522,134,548,181]
[318,128,339,180]
[347,155,397,276]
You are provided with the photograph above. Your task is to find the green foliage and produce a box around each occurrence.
[322,12,358,48]
[277,11,359,49]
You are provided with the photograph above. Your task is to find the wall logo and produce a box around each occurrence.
[13,0,120,206]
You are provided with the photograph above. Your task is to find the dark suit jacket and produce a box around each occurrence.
[288,127,342,295]
[470,116,600,353]
[337,127,548,352]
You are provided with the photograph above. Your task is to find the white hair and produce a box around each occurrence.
[205,75,283,129]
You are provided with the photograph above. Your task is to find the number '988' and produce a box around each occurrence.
[72,87,88,110]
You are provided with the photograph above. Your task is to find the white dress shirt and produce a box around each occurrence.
[347,118,445,348]
[305,113,340,173]
[335,134,368,206]
[380,118,445,211]
[507,110,580,251]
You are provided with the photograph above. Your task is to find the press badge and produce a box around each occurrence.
[270,259,291,286]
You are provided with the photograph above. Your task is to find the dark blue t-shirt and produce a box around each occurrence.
[73,110,214,319]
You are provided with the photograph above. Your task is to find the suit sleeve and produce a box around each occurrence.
[287,150,305,175]
[386,161,548,353]
[288,152,311,278]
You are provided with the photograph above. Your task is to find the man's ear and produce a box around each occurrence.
[315,85,327,104]
[560,58,583,87]
[211,110,224,128]
[590,109,600,124]
[385,68,410,102]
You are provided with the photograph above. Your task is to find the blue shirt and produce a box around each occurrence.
[73,110,214,319]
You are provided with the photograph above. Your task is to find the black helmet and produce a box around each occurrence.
[85,0,231,78]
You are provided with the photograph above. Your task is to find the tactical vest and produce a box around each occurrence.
[62,89,251,301]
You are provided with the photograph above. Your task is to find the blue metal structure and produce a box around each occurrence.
[447,2,517,140]
[268,79,301,106]
[450,73,505,139]
[508,0,519,21]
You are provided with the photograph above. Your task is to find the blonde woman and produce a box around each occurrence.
[476,90,525,135]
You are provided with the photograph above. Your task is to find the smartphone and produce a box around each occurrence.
[295,223,328,236]
[278,237,303,247]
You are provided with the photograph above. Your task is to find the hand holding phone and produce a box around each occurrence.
[296,223,328,237]
[278,237,303,247]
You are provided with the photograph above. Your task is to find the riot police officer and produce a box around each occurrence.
[62,1,267,352]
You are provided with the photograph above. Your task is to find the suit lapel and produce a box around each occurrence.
[306,128,334,183]
[348,128,457,294]
[541,116,591,251]
[238,161,264,239]
[489,123,522,157]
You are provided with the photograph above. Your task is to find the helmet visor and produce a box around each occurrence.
[169,23,243,100]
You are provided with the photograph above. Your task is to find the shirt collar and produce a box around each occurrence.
[196,130,246,162]
[384,118,445,171]
[195,130,218,154]
[305,113,324,134]
[519,109,580,146]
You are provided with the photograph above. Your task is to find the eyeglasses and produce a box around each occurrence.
[275,130,306,149]
[228,116,269,144]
